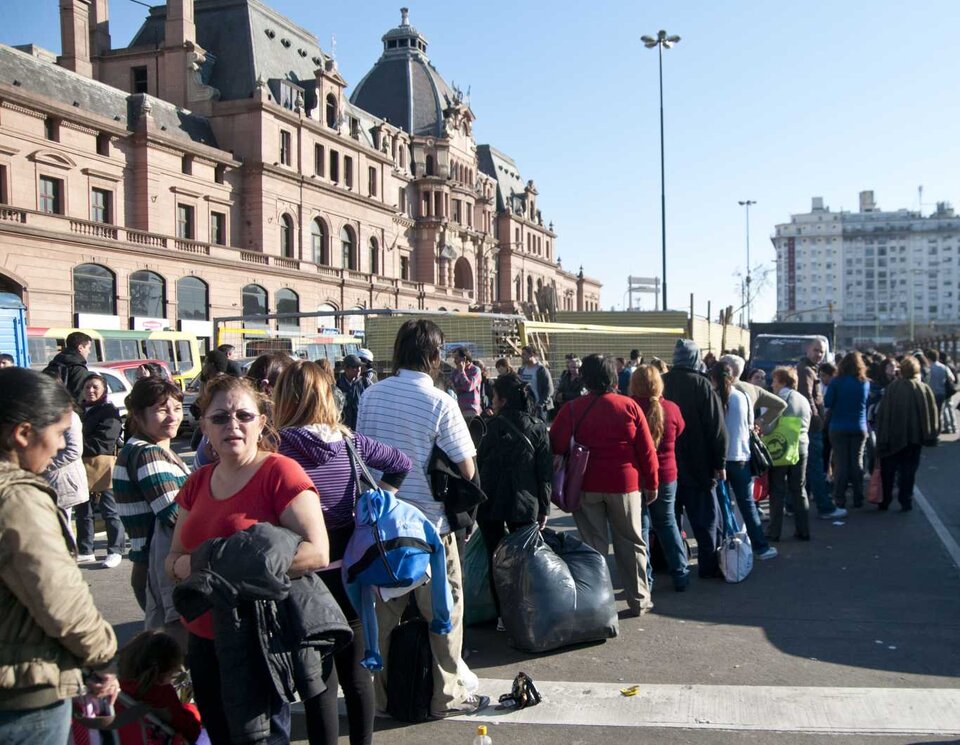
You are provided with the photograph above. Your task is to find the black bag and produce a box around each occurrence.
[385,610,434,723]
[493,526,618,653]
[428,445,486,532]
[748,430,773,477]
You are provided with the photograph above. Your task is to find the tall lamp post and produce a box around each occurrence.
[738,199,756,326]
[642,29,680,312]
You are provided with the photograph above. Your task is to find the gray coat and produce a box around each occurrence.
[42,412,89,510]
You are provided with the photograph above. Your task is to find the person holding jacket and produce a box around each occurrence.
[824,351,870,509]
[450,347,483,422]
[630,364,690,591]
[41,409,89,531]
[662,340,727,579]
[551,354,659,616]
[274,359,411,745]
[165,374,329,744]
[478,372,552,627]
[77,373,125,568]
[0,367,117,745]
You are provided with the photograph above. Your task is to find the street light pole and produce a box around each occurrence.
[738,199,756,326]
[642,29,680,312]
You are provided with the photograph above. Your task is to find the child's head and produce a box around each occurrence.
[118,630,184,695]
[819,361,837,387]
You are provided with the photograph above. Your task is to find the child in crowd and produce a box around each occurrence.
[117,630,203,745]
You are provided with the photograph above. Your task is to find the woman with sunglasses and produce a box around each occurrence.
[165,375,329,744]
[273,360,410,745]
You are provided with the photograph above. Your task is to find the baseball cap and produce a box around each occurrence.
[343,354,362,368]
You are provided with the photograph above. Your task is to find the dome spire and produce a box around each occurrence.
[400,7,409,26]
[381,7,428,56]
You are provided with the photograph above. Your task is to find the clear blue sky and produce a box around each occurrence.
[7,1,960,322]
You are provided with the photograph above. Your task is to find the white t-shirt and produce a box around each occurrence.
[356,369,476,534]
[725,387,754,462]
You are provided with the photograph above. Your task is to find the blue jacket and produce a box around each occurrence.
[341,488,452,671]
[824,376,870,433]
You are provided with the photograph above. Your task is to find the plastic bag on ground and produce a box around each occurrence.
[463,529,497,627]
[492,525,618,653]
[717,481,753,583]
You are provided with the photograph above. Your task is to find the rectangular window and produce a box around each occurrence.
[132,66,148,94]
[176,203,195,240]
[368,166,377,197]
[211,211,226,245]
[398,186,406,213]
[452,199,462,224]
[44,118,59,142]
[314,144,324,177]
[280,130,292,166]
[96,133,110,157]
[400,256,410,280]
[344,156,353,189]
[38,176,63,214]
[329,150,339,184]
[0,165,7,204]
[90,188,111,223]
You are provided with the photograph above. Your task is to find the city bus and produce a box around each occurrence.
[27,327,202,388]
[215,326,362,363]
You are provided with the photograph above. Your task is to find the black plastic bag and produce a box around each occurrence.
[492,526,618,653]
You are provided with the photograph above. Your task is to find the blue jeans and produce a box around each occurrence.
[0,699,70,745]
[805,431,835,514]
[725,460,770,553]
[641,480,689,590]
[76,490,125,556]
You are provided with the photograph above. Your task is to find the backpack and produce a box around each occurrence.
[385,602,434,723]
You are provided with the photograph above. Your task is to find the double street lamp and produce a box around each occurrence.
[641,29,680,312]
[738,199,756,326]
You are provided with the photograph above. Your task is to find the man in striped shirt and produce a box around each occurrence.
[450,347,482,422]
[356,319,488,719]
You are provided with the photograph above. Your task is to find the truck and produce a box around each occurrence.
[0,293,29,366]
[748,321,837,383]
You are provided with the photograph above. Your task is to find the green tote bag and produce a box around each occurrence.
[762,415,802,467]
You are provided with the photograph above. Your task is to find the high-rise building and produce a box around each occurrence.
[0,1,600,349]
[772,191,960,347]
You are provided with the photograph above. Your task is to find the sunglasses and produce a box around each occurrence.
[205,410,259,426]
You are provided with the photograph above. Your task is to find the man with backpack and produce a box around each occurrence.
[42,331,93,402]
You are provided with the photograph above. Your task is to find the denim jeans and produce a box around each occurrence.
[0,699,70,745]
[768,453,810,540]
[831,431,867,507]
[805,431,835,514]
[880,444,922,509]
[641,480,689,590]
[676,482,721,578]
[75,490,125,556]
[725,461,770,553]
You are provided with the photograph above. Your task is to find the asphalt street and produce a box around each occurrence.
[82,432,960,744]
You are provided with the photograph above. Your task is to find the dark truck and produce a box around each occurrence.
[748,322,837,382]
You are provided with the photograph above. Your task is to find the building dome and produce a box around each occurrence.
[350,8,458,138]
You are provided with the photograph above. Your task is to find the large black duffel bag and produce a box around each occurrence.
[492,526,618,653]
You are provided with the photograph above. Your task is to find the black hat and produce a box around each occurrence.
[343,354,362,368]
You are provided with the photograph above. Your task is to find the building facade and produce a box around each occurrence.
[772,191,960,348]
[0,0,600,349]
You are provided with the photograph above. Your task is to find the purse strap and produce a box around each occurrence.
[498,414,536,454]
[344,435,378,499]
[572,394,602,443]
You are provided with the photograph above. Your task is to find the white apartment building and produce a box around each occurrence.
[772,191,960,348]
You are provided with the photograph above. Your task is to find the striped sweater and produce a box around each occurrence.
[113,438,190,564]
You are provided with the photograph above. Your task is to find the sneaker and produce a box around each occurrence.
[76,553,96,564]
[102,553,123,569]
[757,546,778,560]
[496,617,505,632]
[432,694,490,719]
[818,507,848,520]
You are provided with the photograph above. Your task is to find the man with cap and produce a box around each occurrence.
[337,353,373,429]
[358,348,378,384]
[663,339,728,579]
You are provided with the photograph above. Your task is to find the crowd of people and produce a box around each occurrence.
[0,323,955,744]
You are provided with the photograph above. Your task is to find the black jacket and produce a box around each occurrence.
[477,411,552,523]
[173,523,352,743]
[42,349,89,403]
[662,367,727,489]
[81,400,122,457]
[428,447,486,533]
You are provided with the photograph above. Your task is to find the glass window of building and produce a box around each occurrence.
[73,263,116,315]
[130,270,165,318]
[177,276,208,320]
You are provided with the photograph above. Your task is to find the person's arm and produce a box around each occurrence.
[436,400,477,481]
[357,434,412,491]
[540,366,555,403]
[704,387,728,480]
[754,386,787,428]
[279,490,330,576]
[87,408,123,455]
[166,506,192,581]
[133,447,187,527]
[450,368,470,393]
[824,380,836,410]
[534,427,553,527]
[0,486,116,666]
[48,413,83,471]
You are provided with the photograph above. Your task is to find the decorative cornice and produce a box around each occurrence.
[81,167,121,182]
[169,185,204,199]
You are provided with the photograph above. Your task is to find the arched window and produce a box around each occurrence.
[311,218,328,265]
[325,94,338,129]
[129,270,165,318]
[73,263,115,315]
[369,237,379,275]
[176,276,208,321]
[425,154,434,177]
[526,275,534,304]
[453,257,473,290]
[242,284,267,317]
[340,225,356,271]
[280,214,294,258]
[276,288,299,330]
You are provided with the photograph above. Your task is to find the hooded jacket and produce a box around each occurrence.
[81,399,123,458]
[0,461,116,710]
[477,411,552,523]
[42,348,89,403]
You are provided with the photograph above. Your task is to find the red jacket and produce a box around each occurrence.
[634,396,685,485]
[550,393,659,494]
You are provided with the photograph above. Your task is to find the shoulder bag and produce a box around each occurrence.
[748,430,773,477]
[551,395,601,513]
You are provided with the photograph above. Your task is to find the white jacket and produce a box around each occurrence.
[42,411,89,509]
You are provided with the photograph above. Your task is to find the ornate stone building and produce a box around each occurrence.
[0,0,600,347]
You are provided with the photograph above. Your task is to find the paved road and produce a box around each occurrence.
[83,433,960,744]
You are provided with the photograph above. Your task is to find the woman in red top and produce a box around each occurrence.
[550,354,659,616]
[165,376,329,745]
[630,364,690,592]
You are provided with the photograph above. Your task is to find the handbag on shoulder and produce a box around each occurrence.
[551,396,601,513]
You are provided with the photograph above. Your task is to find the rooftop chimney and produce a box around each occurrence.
[59,0,93,77]
[811,196,824,212]
[89,0,111,58]
[859,190,876,213]
[165,0,196,48]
